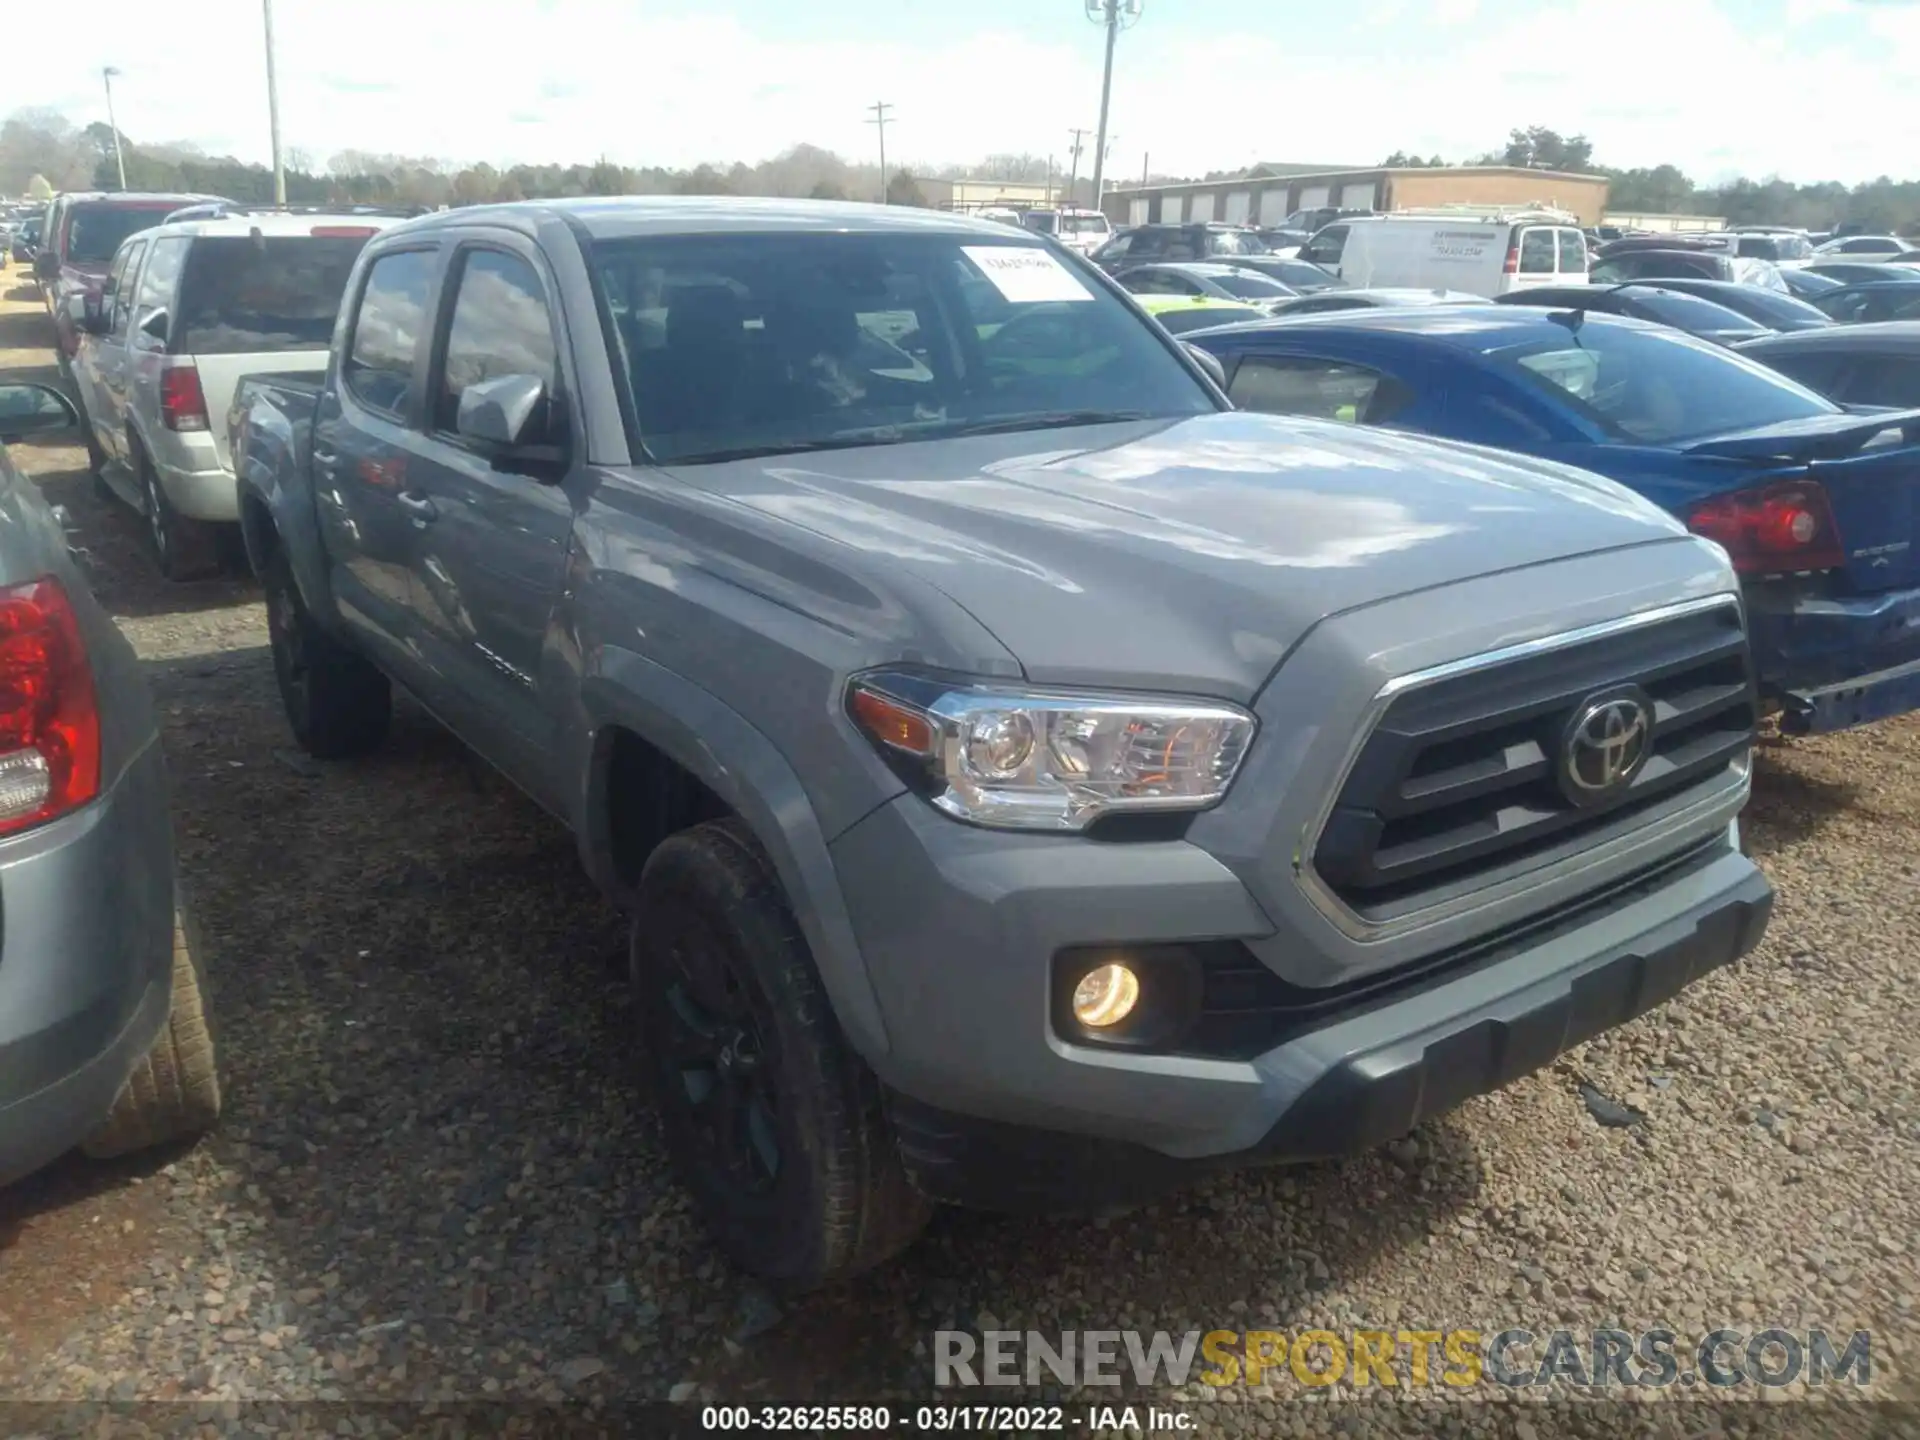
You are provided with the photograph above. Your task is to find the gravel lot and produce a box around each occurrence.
[0,279,1916,1436]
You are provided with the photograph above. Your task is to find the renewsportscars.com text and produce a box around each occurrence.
[934,1327,1872,1391]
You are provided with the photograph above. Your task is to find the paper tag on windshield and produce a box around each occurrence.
[963,246,1095,303]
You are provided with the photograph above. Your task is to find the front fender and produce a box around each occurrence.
[575,645,894,1062]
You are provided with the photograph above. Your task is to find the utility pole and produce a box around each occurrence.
[1083,0,1142,207]
[1142,152,1150,185]
[263,0,286,204]
[867,101,893,203]
[101,67,127,190]
[1066,128,1089,207]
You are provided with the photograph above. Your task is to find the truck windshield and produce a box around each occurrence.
[587,232,1219,464]
[175,236,374,354]
[1491,323,1838,445]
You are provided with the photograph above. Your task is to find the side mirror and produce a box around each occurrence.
[1183,343,1229,392]
[0,383,79,442]
[33,251,58,280]
[139,308,169,343]
[456,373,550,450]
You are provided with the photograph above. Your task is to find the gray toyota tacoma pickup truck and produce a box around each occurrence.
[229,197,1772,1290]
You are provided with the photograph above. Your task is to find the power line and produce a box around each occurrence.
[867,101,893,203]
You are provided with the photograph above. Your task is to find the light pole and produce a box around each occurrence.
[1083,0,1141,209]
[1066,128,1088,207]
[263,0,286,204]
[101,67,127,190]
[867,101,893,203]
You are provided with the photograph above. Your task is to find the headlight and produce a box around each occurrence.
[846,671,1256,831]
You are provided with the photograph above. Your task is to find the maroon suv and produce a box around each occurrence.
[36,192,222,369]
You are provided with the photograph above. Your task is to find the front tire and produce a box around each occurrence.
[632,818,930,1291]
[83,906,222,1159]
[262,546,391,759]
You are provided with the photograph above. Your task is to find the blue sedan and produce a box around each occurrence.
[1186,307,1920,734]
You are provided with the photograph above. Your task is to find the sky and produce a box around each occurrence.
[21,0,1920,186]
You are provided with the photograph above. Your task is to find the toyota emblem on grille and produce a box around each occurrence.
[1559,690,1654,806]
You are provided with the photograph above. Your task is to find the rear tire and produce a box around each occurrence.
[262,546,391,759]
[83,906,222,1160]
[137,447,220,582]
[632,818,930,1291]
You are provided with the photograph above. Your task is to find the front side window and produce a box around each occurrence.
[435,249,559,433]
[1494,324,1838,445]
[1227,354,1414,424]
[1743,347,1846,397]
[1304,225,1348,266]
[344,248,437,418]
[587,231,1216,464]
[1096,232,1132,261]
[175,235,375,355]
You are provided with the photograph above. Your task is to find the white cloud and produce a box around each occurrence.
[18,0,1920,185]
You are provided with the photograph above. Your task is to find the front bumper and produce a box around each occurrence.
[1747,580,1920,733]
[0,738,176,1186]
[835,796,1770,1213]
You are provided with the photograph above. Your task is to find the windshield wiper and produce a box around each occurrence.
[670,435,915,465]
[937,410,1159,438]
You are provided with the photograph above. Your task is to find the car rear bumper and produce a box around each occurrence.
[886,840,1771,1212]
[154,454,239,523]
[0,738,176,1186]
[1747,580,1920,732]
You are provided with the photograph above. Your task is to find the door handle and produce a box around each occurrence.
[397,491,439,523]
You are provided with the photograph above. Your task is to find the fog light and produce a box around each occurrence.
[1072,962,1140,1029]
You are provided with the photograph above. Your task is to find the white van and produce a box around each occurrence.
[1301,207,1590,298]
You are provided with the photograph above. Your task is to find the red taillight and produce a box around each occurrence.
[0,578,100,836]
[310,226,376,238]
[1502,237,1520,275]
[1687,480,1846,575]
[160,362,209,433]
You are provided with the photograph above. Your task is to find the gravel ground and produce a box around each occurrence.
[0,280,1916,1436]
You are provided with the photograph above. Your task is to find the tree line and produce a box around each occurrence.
[0,108,1099,212]
[4,106,1916,234]
[1387,126,1920,235]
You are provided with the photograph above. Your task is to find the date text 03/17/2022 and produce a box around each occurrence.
[699,1404,1196,1432]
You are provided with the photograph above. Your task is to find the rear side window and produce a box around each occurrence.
[1228,355,1414,424]
[1751,348,1848,396]
[174,236,373,355]
[1835,354,1920,408]
[344,249,436,418]
[1518,229,1556,275]
[135,236,190,324]
[435,249,559,432]
[1556,229,1588,273]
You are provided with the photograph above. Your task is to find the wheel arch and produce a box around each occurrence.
[576,645,892,1062]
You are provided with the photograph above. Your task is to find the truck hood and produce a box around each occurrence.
[688,412,1693,698]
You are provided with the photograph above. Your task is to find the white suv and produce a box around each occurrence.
[67,205,414,579]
